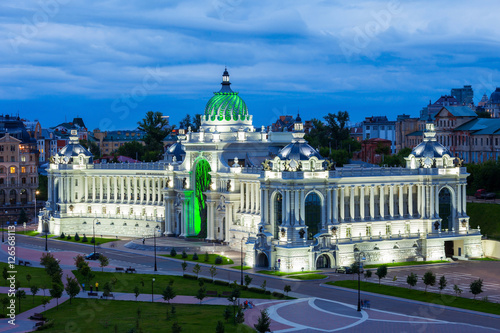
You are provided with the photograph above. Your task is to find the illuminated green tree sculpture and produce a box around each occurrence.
[194,160,211,237]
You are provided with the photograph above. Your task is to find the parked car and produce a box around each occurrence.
[335,266,352,274]
[475,189,496,200]
[85,252,101,260]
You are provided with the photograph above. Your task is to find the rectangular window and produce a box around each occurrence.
[366,126,370,130]
[381,126,385,130]
[21,167,26,173]
[366,226,372,237]
[10,167,15,174]
[88,206,92,213]
[0,146,3,151]
[386,224,391,236]
[0,157,3,162]
[10,156,14,162]
[346,227,351,238]
[10,145,15,151]
[21,156,26,162]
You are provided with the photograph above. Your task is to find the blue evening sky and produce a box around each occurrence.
[1,1,499,131]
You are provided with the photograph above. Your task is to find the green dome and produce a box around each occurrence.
[204,68,250,122]
[204,92,249,122]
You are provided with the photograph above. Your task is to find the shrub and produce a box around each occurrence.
[59,232,65,239]
[248,287,265,294]
[192,253,199,260]
[272,291,284,298]
[74,233,80,241]
[265,290,271,295]
[199,277,212,284]
[82,235,88,243]
[182,250,188,259]
[90,237,95,244]
[204,252,209,262]
[66,235,72,240]
[214,280,230,286]
[215,256,223,265]
[170,248,177,257]
[183,274,197,280]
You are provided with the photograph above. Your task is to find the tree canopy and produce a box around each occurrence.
[137,111,174,161]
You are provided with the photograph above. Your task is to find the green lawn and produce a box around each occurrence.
[230,266,251,270]
[467,202,500,240]
[364,260,449,269]
[288,274,327,280]
[328,280,500,315]
[257,270,321,276]
[160,253,234,265]
[0,295,51,317]
[0,263,54,289]
[71,270,283,299]
[471,257,500,261]
[50,235,119,246]
[41,299,253,332]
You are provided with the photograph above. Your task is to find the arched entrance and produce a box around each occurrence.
[439,188,452,230]
[305,192,321,239]
[257,252,269,267]
[20,189,28,204]
[273,192,282,239]
[9,190,16,205]
[316,254,330,269]
[194,159,211,238]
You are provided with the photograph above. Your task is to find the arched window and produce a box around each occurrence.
[274,192,282,238]
[439,187,451,230]
[305,192,321,240]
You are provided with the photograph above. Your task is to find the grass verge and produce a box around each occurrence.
[327,280,500,315]
[0,295,52,317]
[288,274,327,280]
[71,270,284,299]
[230,266,251,270]
[257,270,320,276]
[0,263,54,289]
[159,253,234,265]
[49,235,119,246]
[470,257,500,261]
[364,260,449,269]
[41,299,253,332]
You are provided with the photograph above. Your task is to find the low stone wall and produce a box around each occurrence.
[482,239,500,259]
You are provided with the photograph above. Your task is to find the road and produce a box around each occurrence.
[9,235,500,331]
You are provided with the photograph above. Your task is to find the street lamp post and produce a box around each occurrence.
[44,217,48,252]
[356,252,365,312]
[2,210,6,243]
[151,278,155,302]
[34,190,40,225]
[154,226,158,272]
[232,296,236,325]
[92,218,100,254]
[240,238,244,286]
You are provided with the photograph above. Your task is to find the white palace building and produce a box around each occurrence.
[39,69,483,272]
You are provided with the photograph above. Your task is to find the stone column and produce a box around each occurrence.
[299,189,305,225]
[251,183,255,213]
[456,184,462,218]
[99,176,103,202]
[398,185,404,217]
[332,188,338,223]
[146,178,150,204]
[417,184,421,217]
[107,177,111,202]
[246,182,250,212]
[327,188,332,225]
[359,186,365,221]
[429,185,435,218]
[240,182,244,212]
[421,184,426,218]
[120,177,125,203]
[435,185,439,217]
[140,177,144,203]
[350,186,355,221]
[92,177,96,202]
[408,185,413,217]
[84,176,88,203]
[462,184,466,216]
[225,203,232,241]
[261,187,266,224]
[257,183,261,213]
[152,178,156,204]
[379,185,385,218]
[370,185,375,220]
[340,187,345,221]
[389,185,394,219]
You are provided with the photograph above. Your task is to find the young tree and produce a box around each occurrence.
[261,280,267,293]
[98,255,109,272]
[223,306,232,322]
[375,265,388,284]
[49,282,64,310]
[30,285,39,304]
[453,284,463,297]
[26,274,32,284]
[470,279,483,299]
[162,285,176,304]
[254,309,272,333]
[64,276,80,304]
[407,273,418,289]
[193,264,201,279]
[41,296,50,311]
[15,290,26,313]
[438,275,447,293]
[284,285,291,297]
[80,263,95,286]
[134,286,140,301]
[364,270,372,280]
[181,261,187,276]
[172,321,182,333]
[422,271,436,292]
[195,287,206,304]
[236,306,244,324]
[204,251,210,262]
[209,265,217,282]
[74,254,86,270]
[102,281,113,298]
[244,274,253,288]
[215,320,225,333]
[18,208,28,224]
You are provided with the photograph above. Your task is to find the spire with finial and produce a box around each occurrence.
[219,67,232,93]
[293,108,304,133]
